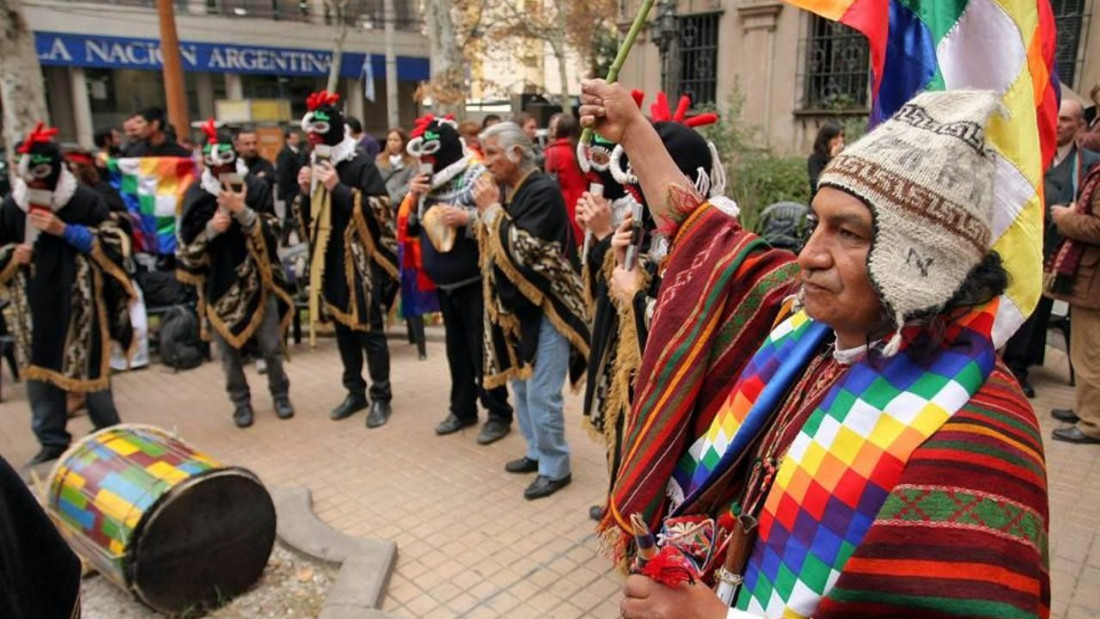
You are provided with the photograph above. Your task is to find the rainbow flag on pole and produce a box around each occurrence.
[785,0,1060,346]
[109,157,196,255]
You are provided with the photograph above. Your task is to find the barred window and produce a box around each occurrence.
[669,13,720,107]
[344,0,421,31]
[1051,0,1088,88]
[207,0,311,21]
[801,15,870,111]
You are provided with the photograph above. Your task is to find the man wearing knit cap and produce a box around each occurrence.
[580,82,1048,618]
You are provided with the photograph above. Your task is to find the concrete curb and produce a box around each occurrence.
[272,487,399,618]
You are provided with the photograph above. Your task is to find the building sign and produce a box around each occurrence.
[35,31,430,81]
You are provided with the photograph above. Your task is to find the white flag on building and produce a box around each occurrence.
[362,57,376,102]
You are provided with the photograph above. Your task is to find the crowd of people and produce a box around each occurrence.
[5,71,1100,617]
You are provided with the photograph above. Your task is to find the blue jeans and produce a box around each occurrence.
[511,315,571,480]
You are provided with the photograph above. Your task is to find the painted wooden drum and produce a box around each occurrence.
[45,424,276,614]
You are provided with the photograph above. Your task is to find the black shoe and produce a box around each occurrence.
[366,401,392,428]
[274,397,295,420]
[476,420,511,445]
[331,393,368,420]
[589,505,606,521]
[1052,408,1080,423]
[524,474,572,500]
[504,456,539,474]
[233,404,254,428]
[435,414,477,436]
[1052,426,1100,444]
[26,446,66,467]
[1017,376,1035,399]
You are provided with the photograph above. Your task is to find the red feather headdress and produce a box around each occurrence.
[306,91,341,111]
[18,122,59,154]
[409,113,456,138]
[649,93,718,128]
[201,117,219,145]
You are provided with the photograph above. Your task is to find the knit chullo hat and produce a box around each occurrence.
[816,90,1003,356]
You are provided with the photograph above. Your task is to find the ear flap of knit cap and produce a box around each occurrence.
[816,90,1003,349]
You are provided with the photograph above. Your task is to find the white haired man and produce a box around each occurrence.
[471,122,590,500]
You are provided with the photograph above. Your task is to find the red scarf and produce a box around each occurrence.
[1047,162,1100,294]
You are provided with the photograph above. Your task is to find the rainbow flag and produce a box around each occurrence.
[786,0,1060,346]
[109,157,197,255]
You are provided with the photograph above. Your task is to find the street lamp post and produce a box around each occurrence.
[651,0,678,94]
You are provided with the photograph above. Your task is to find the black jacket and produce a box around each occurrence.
[245,156,277,190]
[276,145,305,202]
[124,139,192,158]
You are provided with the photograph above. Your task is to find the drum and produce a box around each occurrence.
[46,424,276,614]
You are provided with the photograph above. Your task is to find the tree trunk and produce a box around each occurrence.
[383,0,399,128]
[551,5,572,116]
[424,0,464,116]
[326,0,349,93]
[0,0,49,176]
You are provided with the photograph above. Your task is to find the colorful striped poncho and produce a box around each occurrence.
[813,361,1049,618]
[599,202,800,557]
[669,303,1048,618]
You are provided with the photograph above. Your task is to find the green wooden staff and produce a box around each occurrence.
[578,0,657,145]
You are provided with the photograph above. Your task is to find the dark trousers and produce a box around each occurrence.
[438,283,512,423]
[1004,295,1054,380]
[214,296,289,407]
[334,292,391,402]
[28,380,120,449]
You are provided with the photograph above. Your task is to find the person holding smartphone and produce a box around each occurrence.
[296,92,399,429]
[0,123,135,467]
[178,119,295,428]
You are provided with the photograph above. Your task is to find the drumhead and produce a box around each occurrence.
[129,468,276,614]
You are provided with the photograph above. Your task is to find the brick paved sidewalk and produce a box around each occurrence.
[0,327,1097,618]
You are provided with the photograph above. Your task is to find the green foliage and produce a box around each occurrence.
[592,26,619,79]
[697,85,812,233]
[841,115,868,144]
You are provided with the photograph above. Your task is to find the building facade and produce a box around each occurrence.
[24,0,431,147]
[617,0,1096,156]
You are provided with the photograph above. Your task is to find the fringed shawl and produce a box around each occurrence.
[0,186,135,392]
[480,171,590,388]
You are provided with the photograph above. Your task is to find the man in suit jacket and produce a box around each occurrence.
[276,130,306,243]
[276,130,304,204]
[1004,98,1100,397]
[236,128,276,190]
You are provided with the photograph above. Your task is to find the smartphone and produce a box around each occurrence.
[219,172,244,193]
[27,189,52,210]
[25,197,51,246]
[624,202,644,271]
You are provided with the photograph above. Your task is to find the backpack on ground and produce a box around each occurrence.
[158,306,205,371]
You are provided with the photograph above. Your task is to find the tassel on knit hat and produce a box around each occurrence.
[816,90,1003,356]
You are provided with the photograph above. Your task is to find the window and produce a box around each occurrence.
[339,0,421,31]
[801,15,870,111]
[669,13,720,106]
[208,0,311,21]
[1051,0,1088,88]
